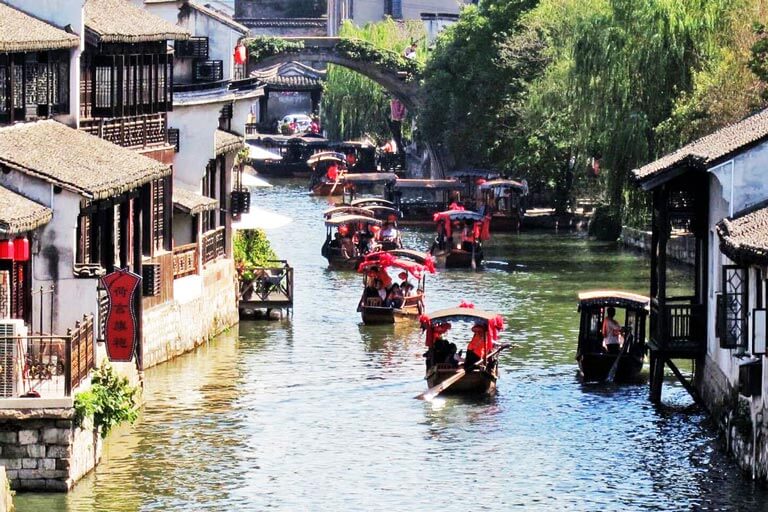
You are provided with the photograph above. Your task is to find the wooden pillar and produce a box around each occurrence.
[649,352,664,404]
[132,196,143,276]
[119,200,130,269]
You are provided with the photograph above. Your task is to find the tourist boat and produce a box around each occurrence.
[446,168,501,207]
[420,305,509,396]
[248,134,332,178]
[309,152,348,196]
[323,205,376,220]
[321,214,383,270]
[341,173,398,205]
[356,250,435,324]
[392,179,464,225]
[478,179,529,232]
[576,290,649,383]
[332,140,377,173]
[429,209,489,268]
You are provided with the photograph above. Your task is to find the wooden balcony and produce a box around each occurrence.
[142,252,174,310]
[202,227,226,265]
[80,113,169,150]
[650,297,706,356]
[172,243,198,279]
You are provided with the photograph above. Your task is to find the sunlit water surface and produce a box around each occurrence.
[17,180,768,511]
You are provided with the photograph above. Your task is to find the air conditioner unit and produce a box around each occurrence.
[0,319,28,398]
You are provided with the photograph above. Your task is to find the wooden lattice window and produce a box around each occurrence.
[76,213,92,264]
[152,178,164,252]
[10,261,26,321]
[719,265,748,349]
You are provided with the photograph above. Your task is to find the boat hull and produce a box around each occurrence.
[432,248,483,268]
[426,365,497,395]
[311,182,343,196]
[577,352,644,383]
[359,295,423,324]
[489,214,521,233]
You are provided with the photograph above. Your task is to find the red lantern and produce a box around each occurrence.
[0,240,13,260]
[13,238,29,261]
[234,43,247,65]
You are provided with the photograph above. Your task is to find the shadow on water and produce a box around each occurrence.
[15,178,768,512]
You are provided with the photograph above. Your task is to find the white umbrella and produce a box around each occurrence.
[233,206,292,231]
[242,173,272,188]
[247,144,283,161]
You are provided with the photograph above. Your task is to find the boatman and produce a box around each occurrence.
[465,323,491,370]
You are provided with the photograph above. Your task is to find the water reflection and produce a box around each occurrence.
[15,179,768,512]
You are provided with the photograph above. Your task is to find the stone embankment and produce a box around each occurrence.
[621,226,695,265]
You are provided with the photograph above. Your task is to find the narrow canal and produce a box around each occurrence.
[17,180,768,511]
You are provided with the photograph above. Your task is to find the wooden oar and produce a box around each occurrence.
[328,170,344,196]
[415,343,513,400]
[606,332,632,383]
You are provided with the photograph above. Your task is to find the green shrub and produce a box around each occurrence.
[588,205,622,241]
[246,36,305,62]
[234,229,278,280]
[74,363,139,438]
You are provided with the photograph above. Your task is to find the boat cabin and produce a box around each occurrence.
[576,291,649,382]
[309,152,347,196]
[447,168,501,207]
[478,179,529,232]
[332,141,377,173]
[247,134,332,177]
[393,179,464,225]
[342,173,398,204]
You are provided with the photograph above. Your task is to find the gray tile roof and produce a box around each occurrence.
[0,120,171,200]
[215,129,243,156]
[633,109,768,185]
[716,202,768,266]
[0,185,52,235]
[251,62,324,90]
[184,2,248,33]
[0,3,80,52]
[85,0,189,43]
[173,185,218,215]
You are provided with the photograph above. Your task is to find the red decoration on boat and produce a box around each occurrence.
[357,251,435,280]
[12,238,29,262]
[101,269,142,362]
[0,240,13,260]
[233,42,247,65]
[459,301,475,309]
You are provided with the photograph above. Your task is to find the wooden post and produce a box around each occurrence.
[64,328,73,397]
[649,352,664,404]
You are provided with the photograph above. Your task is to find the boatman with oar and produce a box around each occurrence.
[465,323,491,370]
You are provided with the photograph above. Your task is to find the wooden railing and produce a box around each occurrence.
[239,260,294,306]
[202,227,226,265]
[0,315,95,398]
[651,297,706,354]
[80,113,168,149]
[172,243,199,279]
[68,315,95,394]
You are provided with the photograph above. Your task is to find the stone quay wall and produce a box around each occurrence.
[142,258,239,369]
[620,226,696,265]
[0,408,100,491]
[696,356,768,480]
[0,466,13,511]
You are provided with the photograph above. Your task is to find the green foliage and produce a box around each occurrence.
[588,204,622,241]
[234,229,278,280]
[322,19,426,142]
[246,36,305,62]
[74,363,139,438]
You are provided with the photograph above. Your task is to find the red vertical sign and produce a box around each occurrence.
[100,269,141,362]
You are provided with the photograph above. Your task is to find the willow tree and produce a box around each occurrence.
[321,19,426,142]
[567,0,732,217]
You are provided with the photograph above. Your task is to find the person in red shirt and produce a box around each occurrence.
[465,323,490,370]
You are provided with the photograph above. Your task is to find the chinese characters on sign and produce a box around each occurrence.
[100,269,141,362]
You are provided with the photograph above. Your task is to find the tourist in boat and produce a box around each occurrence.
[363,278,379,301]
[386,283,404,308]
[602,307,623,354]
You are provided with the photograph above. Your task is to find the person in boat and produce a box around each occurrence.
[426,323,456,368]
[431,223,447,254]
[402,281,415,297]
[363,276,380,301]
[386,283,404,308]
[602,307,623,354]
[464,323,491,370]
[338,225,356,259]
[379,221,400,248]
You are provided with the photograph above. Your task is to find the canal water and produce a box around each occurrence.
[17,180,768,511]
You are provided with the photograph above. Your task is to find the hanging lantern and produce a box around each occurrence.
[13,237,29,262]
[234,43,247,65]
[0,240,13,260]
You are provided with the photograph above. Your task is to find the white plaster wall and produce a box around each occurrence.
[173,211,195,245]
[422,16,457,43]
[168,101,224,186]
[232,94,258,133]
[353,0,384,24]
[402,0,465,19]
[4,0,84,127]
[0,172,98,335]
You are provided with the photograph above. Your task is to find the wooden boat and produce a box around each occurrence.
[392,179,464,226]
[309,152,348,196]
[421,306,509,396]
[331,140,377,173]
[341,173,398,205]
[356,250,435,324]
[446,168,501,207]
[321,214,383,270]
[576,290,649,383]
[478,179,529,232]
[248,134,331,178]
[429,210,488,268]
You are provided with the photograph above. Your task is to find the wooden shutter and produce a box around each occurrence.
[92,54,116,118]
[152,178,164,253]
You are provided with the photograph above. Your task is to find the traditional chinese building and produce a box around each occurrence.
[249,61,324,132]
[633,108,768,480]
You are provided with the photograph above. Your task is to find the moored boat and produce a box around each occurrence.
[420,305,509,397]
[429,209,489,268]
[392,179,464,225]
[356,251,435,324]
[576,290,649,383]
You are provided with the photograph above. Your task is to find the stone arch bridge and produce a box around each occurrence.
[243,36,445,176]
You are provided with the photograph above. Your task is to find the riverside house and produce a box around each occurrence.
[633,108,768,480]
